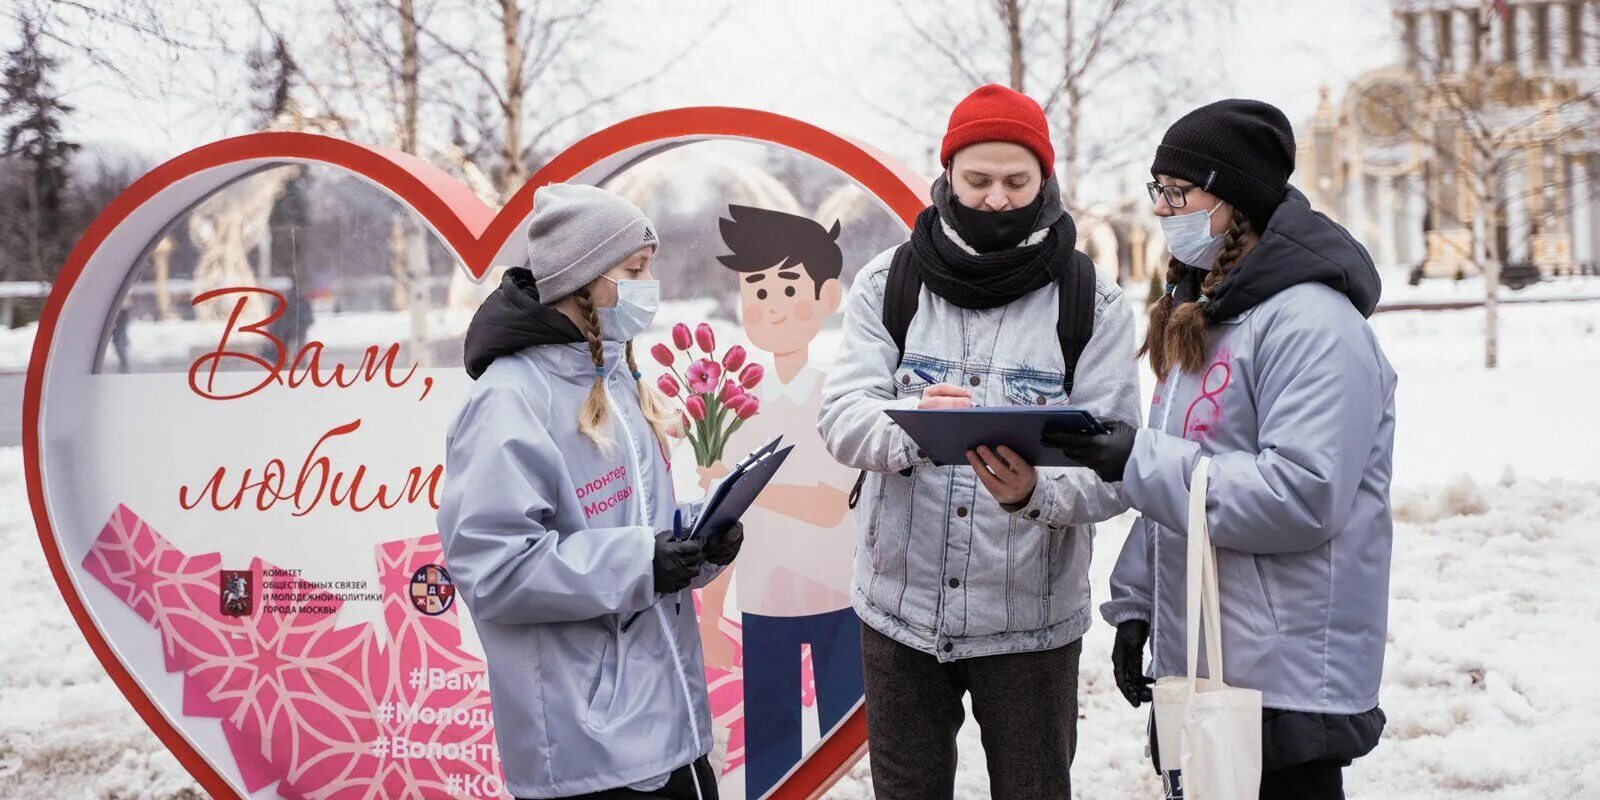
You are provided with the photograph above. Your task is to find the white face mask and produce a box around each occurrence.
[597,276,660,342]
[1159,202,1227,269]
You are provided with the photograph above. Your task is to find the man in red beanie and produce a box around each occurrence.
[819,84,1141,798]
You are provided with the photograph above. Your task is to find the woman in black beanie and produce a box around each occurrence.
[1047,99,1398,799]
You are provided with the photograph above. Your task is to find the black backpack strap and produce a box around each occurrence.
[851,243,919,510]
[881,242,920,368]
[1055,250,1097,395]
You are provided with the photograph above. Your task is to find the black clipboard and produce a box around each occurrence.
[621,437,793,632]
[883,406,1106,467]
[689,442,793,539]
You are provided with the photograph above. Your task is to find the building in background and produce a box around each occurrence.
[1301,0,1600,283]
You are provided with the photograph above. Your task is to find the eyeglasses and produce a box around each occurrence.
[1146,180,1200,209]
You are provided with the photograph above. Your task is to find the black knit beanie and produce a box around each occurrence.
[1150,99,1295,232]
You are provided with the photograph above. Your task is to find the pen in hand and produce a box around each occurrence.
[620,512,691,636]
[914,368,979,407]
[672,509,684,616]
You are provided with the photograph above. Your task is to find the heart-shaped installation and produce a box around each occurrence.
[25,108,928,799]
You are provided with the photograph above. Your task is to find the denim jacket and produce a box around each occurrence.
[818,227,1141,661]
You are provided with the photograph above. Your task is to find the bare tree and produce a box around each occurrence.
[239,1,726,353]
[3,0,225,96]
[283,0,441,360]
[0,10,80,298]
[5,0,262,148]
[884,0,1209,211]
[404,1,721,200]
[1387,0,1600,368]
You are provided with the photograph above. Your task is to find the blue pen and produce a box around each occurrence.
[915,368,979,407]
[673,509,684,615]
[621,509,687,633]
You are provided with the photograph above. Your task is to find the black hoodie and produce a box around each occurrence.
[1175,186,1382,322]
[463,267,584,380]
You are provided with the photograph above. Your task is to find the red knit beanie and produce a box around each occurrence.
[940,84,1055,177]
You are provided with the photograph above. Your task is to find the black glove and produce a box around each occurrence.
[1112,619,1155,708]
[1042,419,1136,483]
[702,520,744,566]
[652,531,704,594]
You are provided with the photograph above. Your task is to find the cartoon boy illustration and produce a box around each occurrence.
[698,205,862,799]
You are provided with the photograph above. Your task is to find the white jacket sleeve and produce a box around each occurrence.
[1004,285,1141,528]
[817,253,931,474]
[438,383,658,625]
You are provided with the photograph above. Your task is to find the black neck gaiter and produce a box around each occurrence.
[945,189,1046,253]
[906,173,1078,310]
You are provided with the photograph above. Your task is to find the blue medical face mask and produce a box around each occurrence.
[597,277,660,342]
[1159,202,1227,269]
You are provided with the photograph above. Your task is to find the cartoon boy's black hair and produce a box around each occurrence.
[715,205,842,299]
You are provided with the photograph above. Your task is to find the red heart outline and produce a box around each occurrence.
[23,107,930,799]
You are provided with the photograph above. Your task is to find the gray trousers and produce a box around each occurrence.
[860,623,1082,800]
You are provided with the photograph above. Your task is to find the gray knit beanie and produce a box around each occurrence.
[525,183,658,304]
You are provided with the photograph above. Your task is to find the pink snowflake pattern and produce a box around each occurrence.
[81,505,511,799]
[694,591,745,777]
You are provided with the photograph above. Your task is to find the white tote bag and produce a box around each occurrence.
[1151,457,1262,799]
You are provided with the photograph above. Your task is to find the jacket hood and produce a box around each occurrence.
[1205,185,1382,322]
[464,267,586,379]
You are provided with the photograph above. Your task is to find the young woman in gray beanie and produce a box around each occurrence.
[1047,99,1396,800]
[438,183,742,800]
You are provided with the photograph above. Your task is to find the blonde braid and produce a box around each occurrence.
[626,341,684,449]
[572,288,614,452]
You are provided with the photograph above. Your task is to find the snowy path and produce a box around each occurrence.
[3,300,1597,798]
[828,476,1600,799]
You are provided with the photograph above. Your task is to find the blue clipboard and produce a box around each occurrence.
[689,443,793,539]
[620,437,792,632]
[884,406,1107,468]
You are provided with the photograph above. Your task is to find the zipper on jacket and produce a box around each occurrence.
[605,372,704,796]
[654,602,707,800]
[1148,369,1184,670]
[1158,371,1181,435]
[603,375,652,522]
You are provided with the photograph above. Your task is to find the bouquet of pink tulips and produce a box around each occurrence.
[650,321,765,467]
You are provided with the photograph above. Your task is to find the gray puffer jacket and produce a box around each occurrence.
[1102,187,1398,715]
[438,273,719,798]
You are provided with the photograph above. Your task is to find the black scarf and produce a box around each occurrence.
[909,173,1078,310]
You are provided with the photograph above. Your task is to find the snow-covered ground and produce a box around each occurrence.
[1378,274,1600,307]
[2,299,1596,798]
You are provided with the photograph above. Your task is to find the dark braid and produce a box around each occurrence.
[1140,255,1185,380]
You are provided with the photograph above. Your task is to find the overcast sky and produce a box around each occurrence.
[36,0,1400,197]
